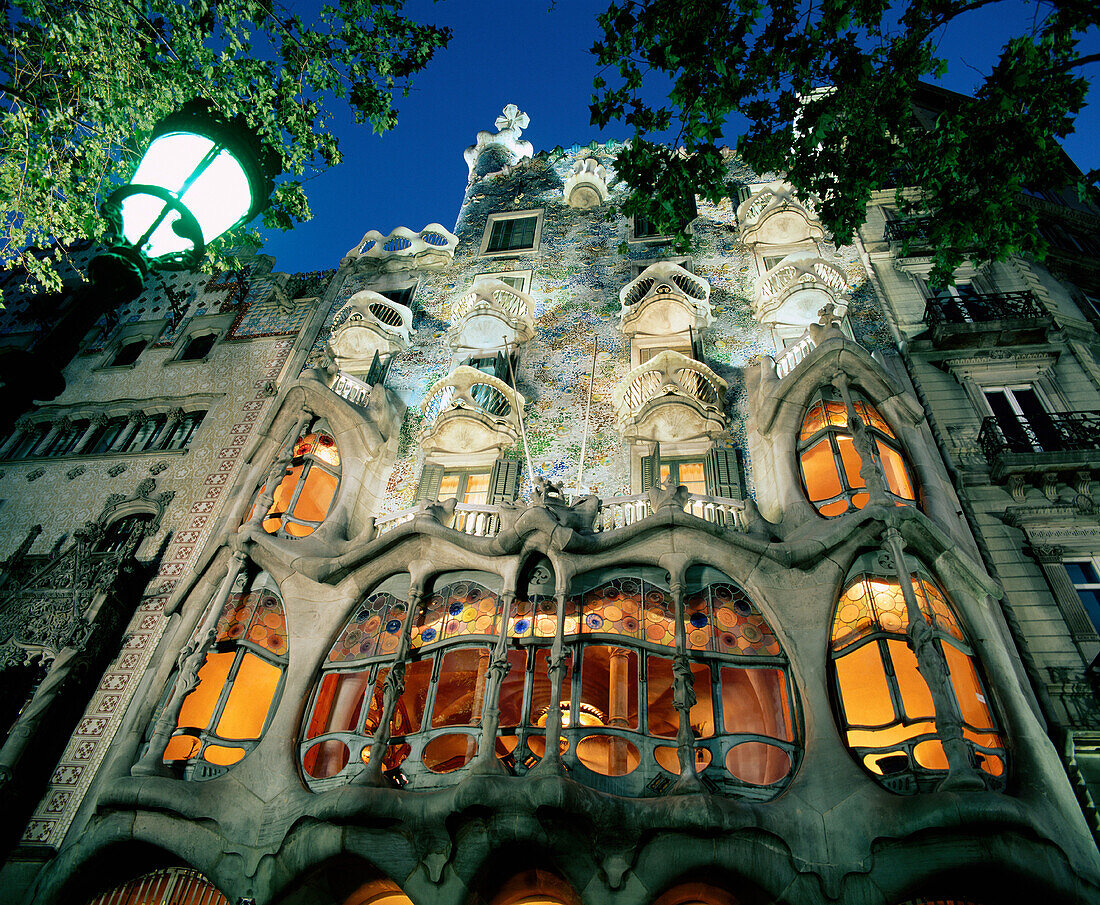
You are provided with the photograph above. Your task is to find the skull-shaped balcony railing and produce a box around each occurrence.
[344,224,458,271]
[448,280,536,352]
[736,181,824,248]
[755,252,847,328]
[327,289,413,378]
[612,350,728,443]
[420,366,526,456]
[619,262,713,339]
[563,157,609,209]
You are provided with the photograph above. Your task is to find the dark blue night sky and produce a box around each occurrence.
[257,0,1100,275]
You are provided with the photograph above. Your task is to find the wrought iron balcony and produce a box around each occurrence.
[923,291,1052,347]
[978,411,1100,481]
[883,216,933,251]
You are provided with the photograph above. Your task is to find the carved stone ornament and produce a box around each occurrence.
[755,251,848,328]
[329,290,414,369]
[107,464,127,478]
[563,157,609,209]
[448,280,536,351]
[1030,544,1065,563]
[419,366,525,456]
[736,181,824,247]
[464,104,534,180]
[613,350,727,444]
[344,225,458,272]
[149,461,168,475]
[66,466,86,481]
[26,468,45,482]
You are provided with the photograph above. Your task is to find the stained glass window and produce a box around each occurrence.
[247,429,341,538]
[798,386,918,518]
[830,553,1006,793]
[162,570,287,778]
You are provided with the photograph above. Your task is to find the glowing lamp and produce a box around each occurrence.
[101,100,275,275]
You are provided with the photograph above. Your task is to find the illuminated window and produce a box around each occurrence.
[829,553,1006,793]
[85,867,229,905]
[798,385,917,517]
[248,429,341,538]
[162,570,288,779]
[660,460,707,496]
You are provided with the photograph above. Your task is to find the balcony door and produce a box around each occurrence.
[982,386,1057,453]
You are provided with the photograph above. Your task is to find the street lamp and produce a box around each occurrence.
[92,99,275,296]
[0,100,276,427]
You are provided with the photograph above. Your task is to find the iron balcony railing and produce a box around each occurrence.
[923,291,1047,328]
[883,216,933,246]
[978,411,1100,462]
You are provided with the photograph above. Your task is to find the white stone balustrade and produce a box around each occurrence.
[328,290,413,373]
[613,350,728,444]
[563,157,609,209]
[736,181,824,247]
[619,262,713,338]
[329,371,373,407]
[420,366,525,455]
[755,251,848,327]
[344,224,458,271]
[448,280,536,351]
[373,493,747,540]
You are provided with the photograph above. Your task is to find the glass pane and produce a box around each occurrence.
[423,732,477,773]
[575,735,641,776]
[690,661,715,738]
[580,646,639,730]
[432,647,491,727]
[306,671,370,738]
[1066,561,1099,584]
[583,577,643,639]
[438,473,461,500]
[721,667,792,741]
[292,467,338,523]
[836,436,865,489]
[391,658,434,735]
[684,590,712,651]
[876,440,915,500]
[834,642,895,726]
[269,465,303,519]
[462,472,491,505]
[725,741,791,785]
[497,649,528,728]
[643,582,675,647]
[801,438,843,502]
[303,739,350,779]
[800,402,825,441]
[887,639,936,720]
[177,651,235,731]
[647,655,678,739]
[943,642,996,730]
[216,652,281,739]
[529,649,572,727]
[677,461,706,495]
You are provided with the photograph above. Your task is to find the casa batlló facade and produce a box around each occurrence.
[1,99,1100,905]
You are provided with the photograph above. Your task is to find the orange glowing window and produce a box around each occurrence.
[163,571,287,779]
[85,868,230,905]
[829,554,1006,793]
[798,386,918,518]
[246,430,341,538]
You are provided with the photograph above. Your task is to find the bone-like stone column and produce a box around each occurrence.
[472,593,515,773]
[671,581,704,793]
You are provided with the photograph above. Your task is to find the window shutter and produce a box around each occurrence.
[640,443,661,492]
[488,459,521,503]
[415,464,445,502]
[705,446,744,500]
[364,350,384,386]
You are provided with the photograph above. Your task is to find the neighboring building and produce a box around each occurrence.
[0,102,1098,904]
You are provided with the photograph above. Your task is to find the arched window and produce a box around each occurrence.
[162,570,288,779]
[85,867,229,905]
[300,572,503,788]
[829,553,1006,793]
[798,386,917,517]
[248,428,341,538]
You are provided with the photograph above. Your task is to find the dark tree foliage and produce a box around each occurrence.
[0,0,450,296]
[591,0,1100,284]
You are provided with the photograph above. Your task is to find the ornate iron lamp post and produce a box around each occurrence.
[0,100,275,426]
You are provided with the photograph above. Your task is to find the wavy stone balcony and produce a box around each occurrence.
[612,350,728,443]
[448,280,536,351]
[344,224,458,271]
[328,290,413,374]
[563,157,609,209]
[755,252,847,327]
[420,366,525,455]
[619,262,713,339]
[736,181,824,247]
[922,291,1053,349]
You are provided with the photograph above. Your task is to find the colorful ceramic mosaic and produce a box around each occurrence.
[831,571,964,653]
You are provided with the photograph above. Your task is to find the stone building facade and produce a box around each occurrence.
[0,103,1099,904]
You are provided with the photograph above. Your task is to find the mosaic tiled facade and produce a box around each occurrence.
[1,104,1100,905]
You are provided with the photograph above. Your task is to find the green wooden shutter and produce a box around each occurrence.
[487,458,521,503]
[705,446,744,500]
[640,443,662,492]
[415,463,445,502]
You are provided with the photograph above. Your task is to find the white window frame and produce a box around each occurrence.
[479,209,544,258]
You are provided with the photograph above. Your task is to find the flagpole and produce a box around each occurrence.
[577,337,598,498]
